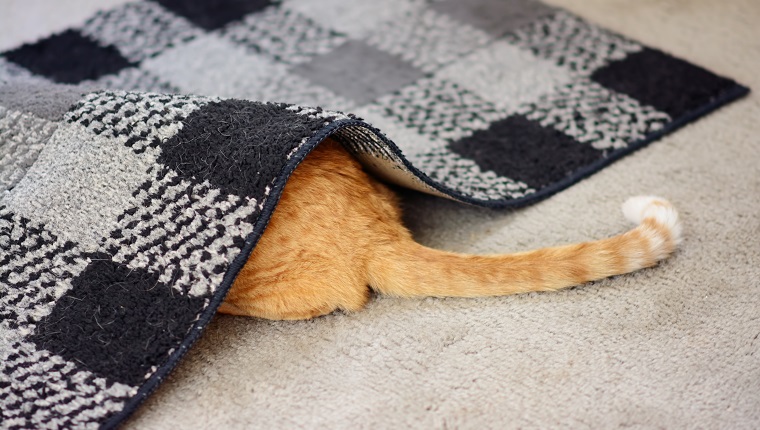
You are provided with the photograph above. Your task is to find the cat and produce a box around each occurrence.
[218,138,682,320]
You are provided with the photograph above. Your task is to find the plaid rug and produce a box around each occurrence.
[0,0,748,428]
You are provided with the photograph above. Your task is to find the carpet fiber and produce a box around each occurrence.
[0,0,754,429]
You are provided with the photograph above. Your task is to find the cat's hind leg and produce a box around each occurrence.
[221,270,371,320]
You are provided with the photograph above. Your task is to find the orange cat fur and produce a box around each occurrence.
[219,138,682,320]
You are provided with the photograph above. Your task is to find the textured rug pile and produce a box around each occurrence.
[0,0,749,428]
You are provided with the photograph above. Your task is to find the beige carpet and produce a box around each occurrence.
[3,0,759,428]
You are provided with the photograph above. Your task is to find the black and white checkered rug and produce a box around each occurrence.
[0,0,748,428]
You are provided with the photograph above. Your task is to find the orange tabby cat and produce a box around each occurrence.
[219,138,682,320]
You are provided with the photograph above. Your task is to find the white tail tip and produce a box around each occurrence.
[622,195,682,245]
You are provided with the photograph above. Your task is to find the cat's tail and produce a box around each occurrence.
[368,196,682,298]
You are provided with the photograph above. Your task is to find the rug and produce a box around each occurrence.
[0,0,748,428]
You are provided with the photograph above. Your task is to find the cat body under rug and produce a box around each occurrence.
[220,139,681,320]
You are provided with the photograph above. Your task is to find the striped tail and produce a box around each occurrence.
[368,196,682,298]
